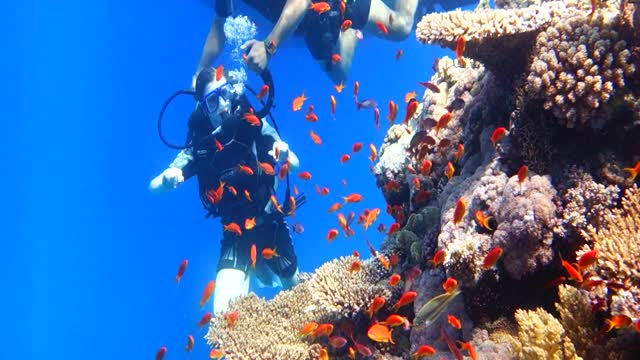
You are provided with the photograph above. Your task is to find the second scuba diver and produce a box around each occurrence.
[150,67,304,314]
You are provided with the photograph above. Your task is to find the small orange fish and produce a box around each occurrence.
[390,252,399,266]
[491,127,508,147]
[436,111,453,134]
[405,91,417,103]
[206,181,226,204]
[185,334,194,352]
[349,259,362,272]
[310,130,322,145]
[305,112,319,122]
[458,341,477,360]
[331,53,342,63]
[363,208,380,230]
[368,323,395,343]
[237,164,254,176]
[335,81,345,93]
[395,49,403,61]
[292,92,307,111]
[319,348,329,360]
[262,247,279,259]
[430,249,446,268]
[452,197,467,224]
[327,228,339,242]
[329,96,337,119]
[309,1,331,14]
[223,310,240,328]
[156,346,167,360]
[404,98,419,123]
[389,273,401,287]
[250,243,257,268]
[198,312,213,327]
[448,314,462,329]
[214,138,224,151]
[381,314,410,328]
[339,0,346,17]
[270,194,284,214]
[445,161,455,180]
[482,247,504,270]
[258,161,275,175]
[635,319,640,333]
[369,143,377,162]
[475,210,494,230]
[366,296,386,318]
[353,142,363,152]
[243,112,261,126]
[244,217,256,230]
[387,222,401,236]
[176,259,188,284]
[244,189,252,202]
[454,143,464,162]
[443,277,458,294]
[388,100,398,123]
[421,159,433,175]
[343,193,363,203]
[375,21,389,35]
[341,19,352,31]
[256,84,269,100]
[209,349,225,359]
[561,257,583,283]
[279,162,290,180]
[605,314,632,331]
[392,291,418,310]
[341,154,351,163]
[288,195,297,217]
[378,254,391,269]
[299,322,319,337]
[199,280,216,308]
[328,202,342,213]
[413,345,437,358]
[226,185,237,196]
[517,164,528,189]
[623,160,640,180]
[215,64,224,81]
[455,36,466,60]
[299,171,312,180]
[353,250,360,258]
[313,323,334,338]
[293,184,299,196]
[578,248,598,269]
[223,222,242,236]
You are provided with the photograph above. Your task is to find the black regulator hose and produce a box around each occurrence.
[157,89,196,150]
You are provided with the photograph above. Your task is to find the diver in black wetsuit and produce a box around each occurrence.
[150,67,302,314]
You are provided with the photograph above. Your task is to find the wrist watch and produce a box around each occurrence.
[264,39,277,56]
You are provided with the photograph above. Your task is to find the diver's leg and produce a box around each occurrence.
[268,218,300,289]
[213,268,250,314]
[320,29,359,84]
[364,0,420,40]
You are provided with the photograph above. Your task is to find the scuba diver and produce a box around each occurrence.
[150,67,304,314]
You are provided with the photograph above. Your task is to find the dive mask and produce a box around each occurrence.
[202,82,235,115]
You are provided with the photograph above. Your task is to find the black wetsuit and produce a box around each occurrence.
[181,100,297,281]
[216,0,372,62]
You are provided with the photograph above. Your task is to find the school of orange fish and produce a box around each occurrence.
[154,1,640,358]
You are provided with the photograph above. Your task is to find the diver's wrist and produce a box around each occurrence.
[264,38,277,57]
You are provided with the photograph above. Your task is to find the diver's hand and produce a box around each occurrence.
[241,39,270,74]
[161,167,185,189]
[268,140,289,163]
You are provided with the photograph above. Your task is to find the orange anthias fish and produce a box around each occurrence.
[156,346,167,360]
[367,296,386,318]
[388,100,398,123]
[353,142,363,152]
[176,259,188,284]
[262,247,279,259]
[270,194,284,214]
[445,161,455,180]
[404,98,419,124]
[363,208,380,230]
[517,164,529,190]
[455,36,466,60]
[185,334,194,352]
[313,323,334,338]
[330,95,337,118]
[354,80,360,98]
[198,312,213,327]
[341,19,352,31]
[578,248,599,269]
[430,249,446,268]
[200,280,216,308]
[368,323,395,343]
[436,111,453,134]
[224,310,240,328]
[206,181,226,204]
[343,193,363,203]
[237,164,254,175]
[244,189,252,202]
[214,138,224,151]
[332,53,342,63]
[258,161,275,175]
[454,143,465,162]
[448,314,462,329]
[209,349,225,359]
[405,91,417,103]
[309,1,331,14]
[328,202,342,213]
[393,291,418,310]
[395,48,403,61]
[369,143,377,162]
[475,210,494,230]
[452,198,467,224]
[310,130,322,145]
[244,217,256,230]
[443,277,458,294]
[605,314,632,331]
[561,257,583,283]
[491,127,508,147]
[413,345,437,358]
[335,81,345,93]
[250,243,257,268]
[305,112,319,122]
[215,64,224,81]
[319,348,329,360]
[389,273,401,287]
[623,160,640,180]
[327,228,339,242]
[243,112,261,126]
[299,322,319,337]
[299,171,312,180]
[292,92,307,111]
[387,222,401,236]
[482,247,504,270]
[458,341,477,360]
[227,185,238,196]
[223,222,243,236]
[349,259,362,272]
[256,84,269,100]
[421,159,433,175]
[341,154,351,163]
[382,314,410,329]
[375,21,389,35]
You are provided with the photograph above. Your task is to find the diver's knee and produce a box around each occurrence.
[213,268,249,314]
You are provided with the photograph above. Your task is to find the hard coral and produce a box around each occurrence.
[490,174,558,280]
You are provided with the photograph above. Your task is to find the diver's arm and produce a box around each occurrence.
[267,0,310,48]
[149,150,193,194]
[194,15,227,87]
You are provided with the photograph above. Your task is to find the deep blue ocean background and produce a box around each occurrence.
[7,1,474,358]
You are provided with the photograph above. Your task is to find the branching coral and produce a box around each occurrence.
[582,185,640,319]
[490,174,558,280]
[555,285,602,359]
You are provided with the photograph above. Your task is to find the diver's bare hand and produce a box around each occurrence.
[241,40,270,74]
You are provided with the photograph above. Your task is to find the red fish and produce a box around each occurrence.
[349,259,362,272]
[382,314,410,329]
[329,335,348,349]
[421,159,432,175]
[448,314,462,329]
[237,164,254,175]
[375,21,389,35]
[256,84,269,100]
[388,100,398,123]
[452,198,467,224]
[475,210,494,230]
[176,259,188,284]
[458,341,477,360]
[313,323,334,338]
[443,277,458,294]
[310,130,322,145]
[299,322,319,337]
[335,81,345,93]
[198,312,213,327]
[299,171,312,180]
[353,142,363,152]
[343,193,363,203]
[624,161,640,180]
[332,53,342,63]
[327,228,339,242]
[262,247,279,259]
[387,222,401,236]
[517,165,528,189]
[368,323,395,343]
[243,112,261,126]
[292,92,307,111]
[369,143,377,162]
[389,273,401,287]
[185,334,194,352]
[430,249,446,268]
[330,94,337,118]
[366,296,386,318]
[353,81,360,100]
[413,345,437,358]
[435,112,453,134]
[305,112,319,122]
[604,314,632,331]
[395,49,403,61]
[491,127,508,147]
[156,346,167,360]
[561,257,583,283]
[224,310,240,328]
[578,248,599,269]
[341,19,352,31]
[199,280,216,308]
[250,243,257,268]
[209,349,225,359]
[455,36,466,58]
[258,161,275,175]
[309,2,331,14]
[419,81,440,93]
[392,291,418,310]
[482,248,504,270]
[454,143,465,162]
[215,64,224,81]
[445,161,455,180]
[404,98,419,124]
[223,222,242,236]
[341,154,351,163]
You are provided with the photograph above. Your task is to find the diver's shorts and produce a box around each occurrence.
[303,0,371,61]
[217,216,298,278]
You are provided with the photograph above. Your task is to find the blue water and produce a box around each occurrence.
[7,1,468,359]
